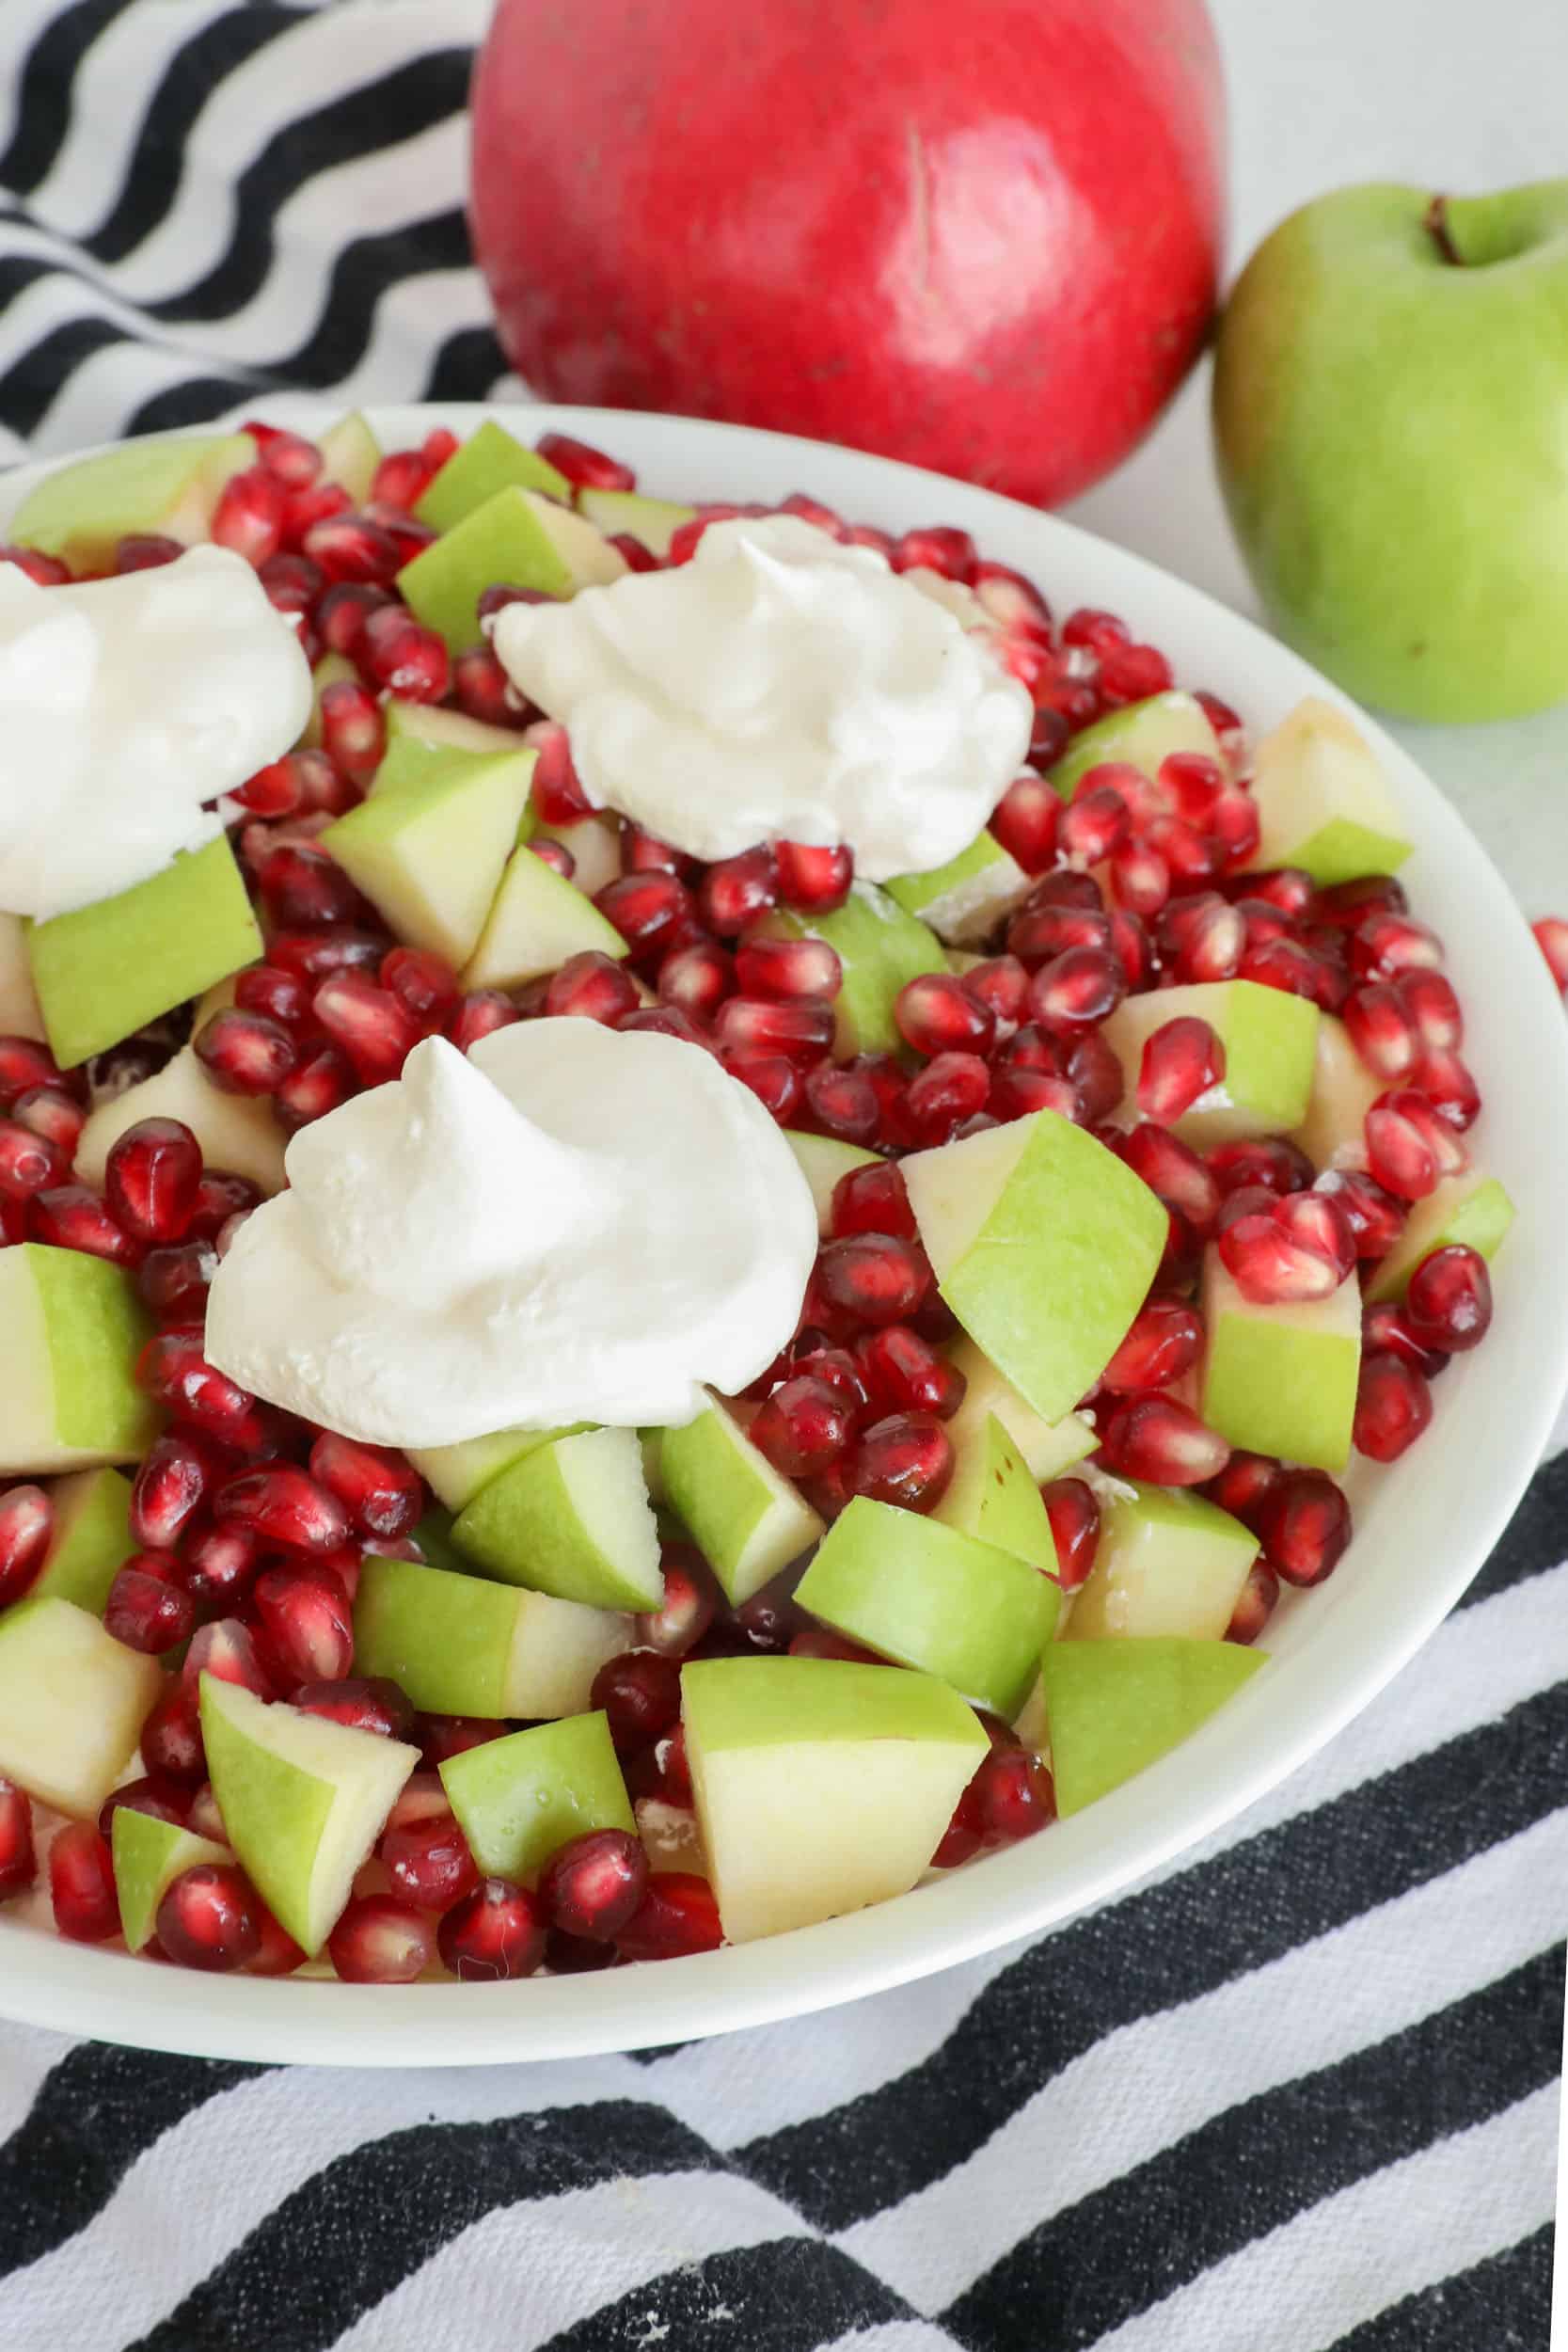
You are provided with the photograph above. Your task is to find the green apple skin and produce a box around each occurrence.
[932,1413,1063,1619]
[1042,1636,1269,1816]
[578,488,696,556]
[1066,1482,1259,1643]
[1248,699,1412,885]
[439,1709,634,1881]
[373,701,527,796]
[942,1337,1096,1483]
[409,1423,585,1514]
[112,1808,230,1952]
[884,833,1032,947]
[316,411,382,503]
[324,749,535,969]
[451,1426,663,1611]
[414,419,571,530]
[1200,1252,1361,1472]
[10,433,254,566]
[796,1495,1056,1721]
[659,1392,824,1605]
[0,1597,162,1815]
[1364,1173,1515,1304]
[410,1504,473,1577]
[1047,691,1220,799]
[354,1554,631,1718]
[904,1110,1168,1424]
[75,1044,288,1199]
[783,1132,880,1234]
[1101,979,1320,1149]
[0,912,45,1041]
[0,1246,157,1477]
[682,1654,989,1943]
[462,836,629,990]
[398,485,626,652]
[28,833,262,1072]
[1214,181,1568,722]
[23,1467,135,1617]
[760,882,946,1057]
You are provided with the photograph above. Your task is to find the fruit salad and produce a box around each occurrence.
[0,416,1518,1989]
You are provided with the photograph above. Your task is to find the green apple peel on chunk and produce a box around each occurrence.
[1364,1173,1514,1303]
[451,1426,663,1611]
[462,837,629,990]
[302,652,357,749]
[315,411,381,503]
[759,882,946,1057]
[783,1132,880,1233]
[27,833,261,1071]
[683,1655,988,1943]
[0,914,45,1041]
[324,749,536,968]
[0,1597,161,1815]
[439,1711,634,1881]
[10,433,255,566]
[414,420,571,530]
[0,1246,156,1476]
[1200,1252,1361,1471]
[75,1045,288,1198]
[1067,1483,1259,1642]
[408,1423,586,1514]
[1249,699,1413,884]
[578,488,696,556]
[1047,691,1221,799]
[398,485,627,652]
[796,1496,1055,1720]
[1291,1013,1383,1170]
[354,1555,631,1718]
[199,1676,417,1957]
[1042,1637,1269,1816]
[904,1110,1168,1424]
[884,833,1033,947]
[942,1336,1097,1482]
[373,701,528,796]
[23,1467,135,1617]
[1101,980,1320,1147]
[932,1412,1062,1597]
[112,1810,230,1953]
[658,1393,824,1605]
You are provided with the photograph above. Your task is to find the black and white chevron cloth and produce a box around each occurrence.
[0,6,1562,2347]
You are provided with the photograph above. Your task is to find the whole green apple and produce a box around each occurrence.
[1213,181,1568,722]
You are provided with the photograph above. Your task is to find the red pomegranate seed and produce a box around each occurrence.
[1101,1297,1205,1393]
[382,1805,479,1912]
[211,467,285,566]
[830,1158,915,1240]
[545,1927,621,1973]
[137,1331,267,1449]
[181,1523,261,1616]
[1362,1299,1443,1378]
[1100,1397,1229,1486]
[990,1066,1078,1122]
[958,957,1025,1038]
[1056,785,1126,872]
[97,1768,190,1836]
[618,1005,713,1051]
[307,1433,421,1540]
[1412,1046,1481,1131]
[0,1036,65,1104]
[1352,912,1444,981]
[1061,606,1127,653]
[156,1864,261,1972]
[539,1828,649,1943]
[1109,841,1171,918]
[1217,1205,1344,1306]
[182,1615,274,1704]
[0,1779,36,1899]
[103,1118,202,1246]
[1118,1123,1220,1236]
[534,430,635,491]
[1174,896,1245,985]
[1041,1477,1100,1589]
[140,1679,208,1784]
[802,1061,879,1143]
[195,1009,297,1097]
[251,1563,355,1687]
[105,1552,195,1654]
[721,1050,801,1121]
[932,1773,985,1867]
[1258,1470,1353,1587]
[1239,936,1333,1005]
[525,723,589,824]
[316,677,385,784]
[215,1465,350,1555]
[816,1233,930,1327]
[0,1120,66,1199]
[715,995,836,1067]
[1404,1245,1493,1352]
[271,1041,354,1131]
[1207,1138,1312,1199]
[246,1902,308,1977]
[131,1431,220,1551]
[312,971,420,1084]
[1354,1352,1433,1463]
[1315,1168,1405,1262]
[235,964,311,1031]
[0,1483,52,1608]
[258,840,363,932]
[289,1677,412,1744]
[622,826,690,877]
[438,1877,546,1980]
[12,1086,83,1158]
[410,1719,503,1772]
[1531,916,1568,993]
[595,872,695,965]
[252,428,322,489]
[972,1745,1056,1843]
[1097,643,1173,703]
[379,946,458,1029]
[301,509,402,586]
[358,605,450,702]
[1137,1018,1224,1127]
[750,1375,854,1479]
[634,1545,720,1658]
[615,1870,722,1963]
[450,641,517,726]
[1398,969,1463,1053]
[773,840,853,912]
[325,1893,433,1983]
[855,1325,966,1421]
[591,1650,681,1756]
[843,1410,954,1512]
[735,935,842,1002]
[658,940,735,1024]
[1365,1089,1464,1201]
[1227,1562,1279,1645]
[989,774,1059,875]
[446,991,520,1054]
[894,973,991,1059]
[50,1822,119,1942]
[2,545,71,585]
[697,846,780,935]
[269,927,388,984]
[1027,946,1127,1034]
[1344,983,1418,1082]
[891,524,978,581]
[1210,787,1260,868]
[1008,900,1110,970]
[1204,1450,1283,1534]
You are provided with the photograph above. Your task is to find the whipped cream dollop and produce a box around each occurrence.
[204,1022,819,1448]
[0,546,310,919]
[491,515,1033,881]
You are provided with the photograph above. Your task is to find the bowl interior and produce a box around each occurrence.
[3,402,1565,2065]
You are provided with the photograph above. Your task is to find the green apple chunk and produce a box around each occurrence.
[0,913,45,1041]
[439,1709,634,1881]
[398,485,628,652]
[1250,698,1414,884]
[199,1676,418,1956]
[354,1555,631,1719]
[1364,1172,1515,1303]
[0,1597,161,1815]
[1200,1250,1361,1471]
[783,1131,880,1233]
[1047,691,1221,800]
[315,410,381,503]
[533,815,623,898]
[683,1655,988,1943]
[0,1245,156,1476]
[462,837,629,990]
[10,433,254,566]
[27,834,262,1071]
[904,1111,1167,1424]
[411,1503,472,1577]
[373,700,526,795]
[301,652,358,749]
[796,1495,1055,1720]
[932,1413,1062,1604]
[324,749,535,968]
[414,419,571,531]
[112,1809,230,1953]
[659,1392,825,1605]
[24,1467,135,1617]
[451,1426,663,1611]
[1042,1636,1269,1816]
[1067,1483,1259,1642]
[408,1423,584,1514]
[760,882,946,1057]
[75,1045,287,1198]
[578,488,696,556]
[884,833,1033,947]
[942,1336,1097,1482]
[1101,979,1320,1147]
[1291,1012,1382,1170]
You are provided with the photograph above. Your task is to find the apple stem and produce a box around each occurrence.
[1424,195,1462,265]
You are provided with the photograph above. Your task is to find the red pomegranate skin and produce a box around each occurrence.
[468,0,1226,508]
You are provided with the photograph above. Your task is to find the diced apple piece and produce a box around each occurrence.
[10,433,255,567]
[439,1710,634,1881]
[533,815,622,896]
[451,1426,663,1611]
[27,834,262,1070]
[315,411,382,504]
[397,485,627,652]
[0,1246,156,1475]
[783,1131,880,1233]
[112,1809,230,1952]
[759,882,947,1057]
[796,1495,1055,1720]
[373,700,527,795]
[904,1110,1168,1423]
[932,1413,1062,1604]
[75,1045,287,1197]
[411,1503,470,1577]
[1364,1173,1515,1304]
[683,1654,988,1943]
[578,488,696,556]
[25,1467,135,1617]
[1066,1482,1259,1642]
[407,1423,585,1514]
[199,1676,418,1956]
[1291,1012,1383,1169]
[1250,698,1414,885]
[324,749,535,968]
[659,1392,824,1605]
[414,419,571,531]
[462,838,629,989]
[942,1336,1097,1482]
[1042,1636,1269,1815]
[1048,691,1221,799]
[354,1555,632,1719]
[0,1597,161,1815]
[884,833,1033,946]
[0,913,45,1041]
[1200,1250,1361,1471]
[300,651,358,749]
[1101,979,1320,1146]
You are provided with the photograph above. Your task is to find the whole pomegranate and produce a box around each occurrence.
[469,0,1226,507]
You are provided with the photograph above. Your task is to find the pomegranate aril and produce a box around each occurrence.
[358,605,451,702]
[1398,969,1463,1053]
[50,1822,119,1942]
[1008,899,1110,970]
[1098,643,1173,704]
[105,1551,196,1653]
[215,1464,350,1555]
[1227,1562,1279,1645]
[234,964,311,1031]
[1062,606,1128,654]
[714,995,835,1069]
[972,1745,1056,1844]
[816,1232,930,1327]
[182,1522,261,1615]
[1118,1123,1220,1236]
[211,466,285,565]
[269,926,388,984]
[1354,1352,1434,1463]
[539,1827,649,1944]
[252,1562,355,1686]
[0,1119,67,1199]
[751,1375,855,1478]
[140,1678,208,1784]
[1531,915,1568,993]
[615,1870,722,1962]
[1207,1138,1312,1200]
[446,991,520,1054]
[634,1545,720,1658]
[258,840,363,931]
[895,973,992,1058]
[990,773,1060,875]
[1217,1208,1343,1306]
[830,1157,915,1241]
[595,871,694,965]
[799,1061,876,1143]
[1351,912,1444,980]
[182,1615,275,1705]
[156,1863,261,1972]
[735,934,842,1002]
[382,1805,479,1912]
[1100,1396,1229,1486]
[932,1775,985,1868]
[774,840,853,913]
[1404,1244,1493,1352]
[131,1430,220,1550]
[312,971,420,1084]
[0,1036,65,1104]
[533,429,635,491]
[1365,1088,1465,1201]
[378,946,459,1030]
[1344,983,1418,1082]
[1316,1168,1405,1262]
[302,509,403,586]
[959,957,1027,1038]
[892,524,978,581]
[1239,936,1334,1005]
[1203,1450,1283,1534]
[1137,1018,1224,1127]
[317,676,385,781]
[844,1410,954,1512]
[327,1893,435,1983]
[247,1903,308,1977]
[307,1432,421,1540]
[12,1087,83,1160]
[1175,895,1245,985]
[438,1877,546,1979]
[1027,946,1127,1033]
[653,941,731,1027]
[195,1008,297,1096]
[0,1483,52,1607]
[855,1325,966,1421]
[1110,841,1171,917]
[137,1330,267,1449]
[905,1051,990,1143]
[0,1779,35,1899]
[1101,1297,1205,1393]
[591,1649,682,1757]
[1041,1477,1100,1590]
[622,826,691,876]
[1059,783,1128,868]
[1412,1046,1481,1131]
[697,845,780,935]
[1258,1470,1353,1587]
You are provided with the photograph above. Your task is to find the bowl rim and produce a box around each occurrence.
[3,398,1565,2068]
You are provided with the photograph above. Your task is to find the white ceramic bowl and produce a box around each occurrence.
[2,403,1565,2066]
